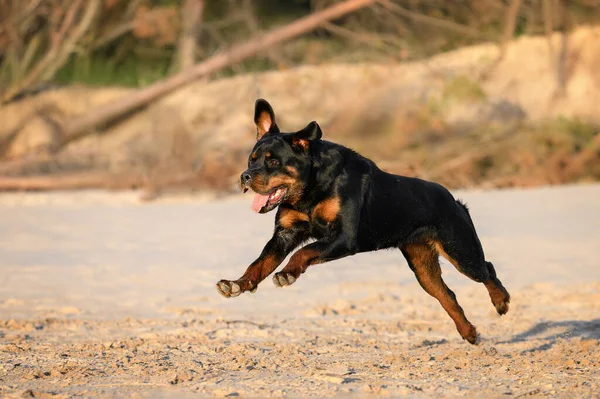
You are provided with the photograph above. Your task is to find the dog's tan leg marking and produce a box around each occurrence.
[403,243,479,344]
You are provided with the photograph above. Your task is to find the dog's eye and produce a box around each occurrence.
[267,159,280,168]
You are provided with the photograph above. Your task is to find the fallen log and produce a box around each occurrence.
[0,171,210,196]
[0,172,143,191]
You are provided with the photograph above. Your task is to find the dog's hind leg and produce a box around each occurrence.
[401,243,479,344]
[434,218,510,316]
[483,261,510,315]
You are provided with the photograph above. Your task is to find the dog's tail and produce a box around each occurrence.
[456,199,476,228]
[456,199,469,214]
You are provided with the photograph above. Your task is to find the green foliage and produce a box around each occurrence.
[553,117,598,140]
[55,53,173,87]
[3,0,600,94]
[442,75,486,103]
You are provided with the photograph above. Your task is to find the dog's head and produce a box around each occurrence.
[240,99,322,214]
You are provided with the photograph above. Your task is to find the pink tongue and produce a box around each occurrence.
[251,193,270,212]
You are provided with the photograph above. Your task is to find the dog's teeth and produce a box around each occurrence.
[271,189,282,200]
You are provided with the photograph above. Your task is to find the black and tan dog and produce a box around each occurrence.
[216,99,510,344]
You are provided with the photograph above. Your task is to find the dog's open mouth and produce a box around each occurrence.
[250,186,288,213]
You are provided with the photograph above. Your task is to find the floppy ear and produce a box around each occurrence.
[254,99,279,140]
[290,121,322,152]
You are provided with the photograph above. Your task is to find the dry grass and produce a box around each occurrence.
[373,118,600,189]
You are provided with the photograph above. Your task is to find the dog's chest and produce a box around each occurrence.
[278,205,335,238]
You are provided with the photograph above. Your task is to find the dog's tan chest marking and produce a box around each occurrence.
[311,197,341,223]
[279,209,310,229]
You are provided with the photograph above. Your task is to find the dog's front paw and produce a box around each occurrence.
[216,279,257,297]
[273,272,297,287]
[216,280,242,298]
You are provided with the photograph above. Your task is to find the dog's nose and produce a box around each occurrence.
[241,172,252,185]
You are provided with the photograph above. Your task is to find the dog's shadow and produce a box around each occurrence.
[499,318,600,353]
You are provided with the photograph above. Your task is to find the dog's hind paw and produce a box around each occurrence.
[216,280,242,298]
[490,286,510,315]
[462,325,480,345]
[495,300,510,316]
[273,272,296,287]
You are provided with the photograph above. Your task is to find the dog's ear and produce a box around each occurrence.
[254,99,279,140]
[290,121,322,152]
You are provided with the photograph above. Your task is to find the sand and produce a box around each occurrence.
[0,184,599,398]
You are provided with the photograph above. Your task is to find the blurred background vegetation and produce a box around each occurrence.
[2,0,599,99]
[0,0,599,197]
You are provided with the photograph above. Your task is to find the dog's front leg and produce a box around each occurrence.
[272,235,357,287]
[216,226,308,298]
[272,195,362,287]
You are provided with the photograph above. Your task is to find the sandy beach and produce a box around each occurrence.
[1,184,599,398]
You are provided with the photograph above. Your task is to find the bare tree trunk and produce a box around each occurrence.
[242,0,288,69]
[555,0,570,97]
[479,0,523,79]
[62,0,376,141]
[542,0,555,62]
[378,0,478,37]
[176,0,204,71]
[499,0,523,60]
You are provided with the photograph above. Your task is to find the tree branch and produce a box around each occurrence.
[376,0,479,37]
[176,0,204,71]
